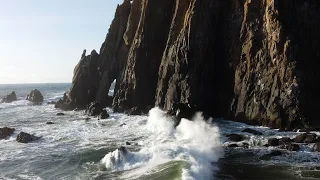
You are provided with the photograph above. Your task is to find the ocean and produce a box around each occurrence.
[0,83,319,180]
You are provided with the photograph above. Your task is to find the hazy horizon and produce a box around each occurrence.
[0,0,123,84]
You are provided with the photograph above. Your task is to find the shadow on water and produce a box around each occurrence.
[215,149,320,180]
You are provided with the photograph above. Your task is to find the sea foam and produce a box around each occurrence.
[100,107,223,180]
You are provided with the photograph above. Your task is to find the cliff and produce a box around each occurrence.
[59,0,320,129]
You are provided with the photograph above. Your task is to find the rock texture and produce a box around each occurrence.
[0,127,15,139]
[16,132,40,143]
[26,89,44,104]
[1,91,17,103]
[61,0,320,129]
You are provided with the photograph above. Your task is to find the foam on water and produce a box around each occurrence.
[100,107,224,180]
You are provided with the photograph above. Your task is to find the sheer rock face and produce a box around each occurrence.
[230,0,320,129]
[155,0,235,118]
[63,0,320,129]
[95,0,132,106]
[68,49,100,107]
[112,0,176,112]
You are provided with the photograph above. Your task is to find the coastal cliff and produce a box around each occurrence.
[58,0,320,129]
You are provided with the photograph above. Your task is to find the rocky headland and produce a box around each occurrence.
[56,0,320,131]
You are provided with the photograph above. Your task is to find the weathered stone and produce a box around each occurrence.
[1,91,17,103]
[98,110,109,120]
[16,132,40,143]
[304,133,317,143]
[85,101,103,116]
[26,89,43,104]
[313,143,320,152]
[0,127,15,139]
[268,138,279,146]
[279,142,300,151]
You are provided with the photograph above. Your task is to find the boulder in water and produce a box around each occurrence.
[268,138,279,146]
[26,89,43,104]
[227,134,244,142]
[279,142,300,151]
[56,112,65,116]
[85,101,103,116]
[0,127,15,139]
[227,144,239,148]
[46,122,54,125]
[241,128,263,135]
[1,91,17,103]
[16,132,40,143]
[98,110,109,119]
[293,133,307,143]
[304,133,317,143]
[313,143,320,152]
[260,150,283,160]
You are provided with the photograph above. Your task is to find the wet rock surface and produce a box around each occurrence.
[98,110,109,120]
[26,89,44,104]
[0,127,15,139]
[227,134,245,142]
[85,101,103,116]
[1,91,17,103]
[16,132,40,143]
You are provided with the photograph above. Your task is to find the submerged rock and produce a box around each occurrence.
[304,133,317,143]
[46,122,54,125]
[98,110,109,120]
[227,134,244,142]
[56,113,65,116]
[1,91,17,103]
[16,132,40,143]
[279,142,300,151]
[293,133,317,143]
[26,89,43,104]
[260,150,283,160]
[241,128,263,135]
[0,127,15,139]
[85,101,103,116]
[268,138,279,146]
[313,143,320,152]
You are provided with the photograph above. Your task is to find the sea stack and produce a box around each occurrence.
[26,89,44,105]
[1,91,17,103]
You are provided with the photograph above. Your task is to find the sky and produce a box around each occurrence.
[0,0,123,84]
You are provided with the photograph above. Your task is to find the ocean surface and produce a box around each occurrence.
[0,83,319,180]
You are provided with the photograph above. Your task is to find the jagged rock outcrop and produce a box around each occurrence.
[1,91,17,103]
[62,0,320,129]
[113,0,176,112]
[16,132,40,143]
[26,89,43,104]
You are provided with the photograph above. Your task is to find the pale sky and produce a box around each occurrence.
[0,0,123,84]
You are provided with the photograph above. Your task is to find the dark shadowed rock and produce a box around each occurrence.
[46,122,54,125]
[241,142,250,149]
[260,150,283,160]
[304,133,317,143]
[293,133,316,143]
[279,142,300,151]
[16,132,40,143]
[241,128,263,135]
[268,138,279,146]
[85,101,103,116]
[227,144,239,148]
[98,110,109,120]
[26,89,43,104]
[0,127,15,139]
[1,91,17,103]
[126,142,131,145]
[227,134,244,142]
[56,113,65,116]
[313,143,320,152]
[294,133,307,143]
